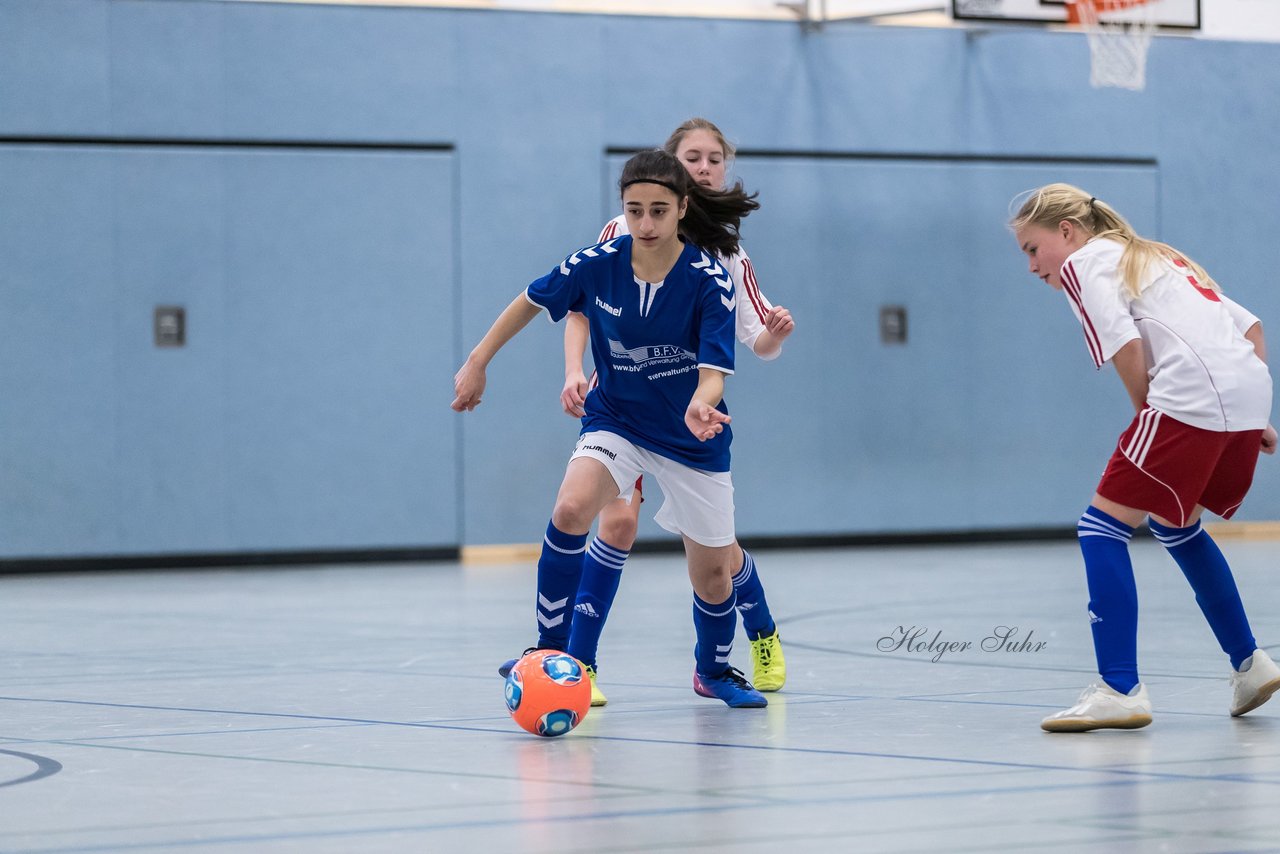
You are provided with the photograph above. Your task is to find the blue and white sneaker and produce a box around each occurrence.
[692,666,767,708]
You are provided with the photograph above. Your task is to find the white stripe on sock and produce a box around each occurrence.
[588,539,628,570]
[1151,522,1201,548]
[694,597,736,618]
[544,535,587,555]
[1078,510,1133,539]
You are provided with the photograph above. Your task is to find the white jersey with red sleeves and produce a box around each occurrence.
[1059,237,1272,432]
[599,215,779,360]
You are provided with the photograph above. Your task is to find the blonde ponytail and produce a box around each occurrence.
[1011,183,1218,298]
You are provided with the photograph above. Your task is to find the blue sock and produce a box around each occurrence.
[566,538,628,670]
[1149,518,1256,670]
[693,589,737,678]
[535,521,588,650]
[1077,506,1139,695]
[732,550,776,639]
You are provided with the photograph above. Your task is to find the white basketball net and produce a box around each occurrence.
[1069,0,1159,91]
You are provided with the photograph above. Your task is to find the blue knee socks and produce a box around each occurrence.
[1077,507,1140,695]
[566,538,628,670]
[732,549,776,639]
[1149,518,1256,670]
[535,521,588,650]
[693,590,738,678]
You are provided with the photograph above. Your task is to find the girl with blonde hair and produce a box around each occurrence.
[1012,182,1278,732]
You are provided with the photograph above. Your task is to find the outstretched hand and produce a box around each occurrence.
[685,400,731,442]
[451,359,486,412]
[1263,424,1277,455]
[764,305,795,342]
[561,372,589,418]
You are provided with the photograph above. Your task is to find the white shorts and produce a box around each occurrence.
[570,431,736,548]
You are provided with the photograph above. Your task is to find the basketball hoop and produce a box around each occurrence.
[1067,0,1159,91]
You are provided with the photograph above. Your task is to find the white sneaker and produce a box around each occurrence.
[1230,649,1280,717]
[1041,682,1153,732]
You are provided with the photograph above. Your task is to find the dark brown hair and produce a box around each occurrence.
[619,149,758,257]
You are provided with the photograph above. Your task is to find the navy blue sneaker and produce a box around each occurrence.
[498,647,543,678]
[692,666,767,708]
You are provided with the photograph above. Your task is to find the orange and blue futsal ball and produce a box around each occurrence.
[504,650,591,737]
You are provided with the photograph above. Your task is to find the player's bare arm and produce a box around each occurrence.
[753,305,795,357]
[1110,339,1150,415]
[561,311,591,417]
[685,368,731,442]
[1261,425,1277,455]
[452,296,543,412]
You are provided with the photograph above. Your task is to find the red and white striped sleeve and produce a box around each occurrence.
[1059,248,1140,370]
[597,216,626,244]
[727,246,779,361]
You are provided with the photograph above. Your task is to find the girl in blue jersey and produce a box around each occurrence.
[559,119,794,707]
[452,149,768,707]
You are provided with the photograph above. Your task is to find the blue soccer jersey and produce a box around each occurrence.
[525,235,737,471]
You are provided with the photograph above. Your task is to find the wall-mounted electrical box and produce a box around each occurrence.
[879,305,907,345]
[154,306,186,347]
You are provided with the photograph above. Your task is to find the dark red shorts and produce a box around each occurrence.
[1096,407,1263,527]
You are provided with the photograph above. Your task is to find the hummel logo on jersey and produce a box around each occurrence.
[595,296,621,316]
[559,238,620,275]
[691,252,725,278]
[1089,610,1103,624]
[691,251,736,312]
[713,274,735,311]
[574,602,601,619]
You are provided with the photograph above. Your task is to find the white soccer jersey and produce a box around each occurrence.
[599,215,779,360]
[1060,237,1272,432]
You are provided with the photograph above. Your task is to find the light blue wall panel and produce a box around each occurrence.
[217,4,460,142]
[0,147,119,553]
[0,3,112,135]
[0,144,457,556]
[109,148,232,552]
[0,0,461,143]
[1,0,1277,556]
[218,148,457,550]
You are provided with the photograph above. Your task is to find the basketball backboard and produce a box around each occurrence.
[951,0,1200,28]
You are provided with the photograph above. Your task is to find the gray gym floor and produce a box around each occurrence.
[3,539,1279,853]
